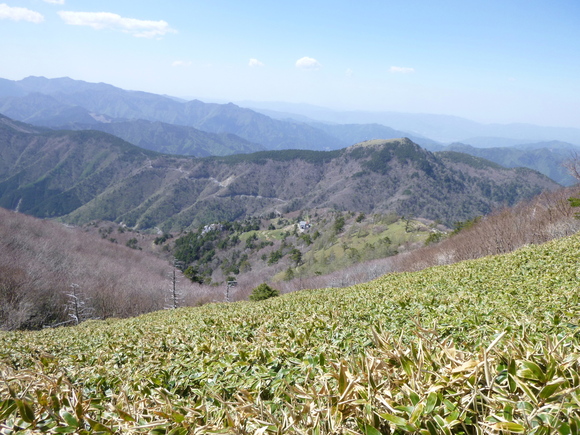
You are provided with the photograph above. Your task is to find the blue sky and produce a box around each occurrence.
[1,0,579,127]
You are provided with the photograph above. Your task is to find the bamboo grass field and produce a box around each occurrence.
[2,233,580,434]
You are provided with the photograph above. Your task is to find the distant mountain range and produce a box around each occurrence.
[308,122,441,150]
[0,114,559,230]
[1,76,579,186]
[239,100,580,145]
[0,76,451,154]
[443,141,578,186]
[0,76,342,151]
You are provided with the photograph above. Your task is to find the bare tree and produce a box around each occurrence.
[65,283,94,325]
[166,259,183,309]
[563,151,580,182]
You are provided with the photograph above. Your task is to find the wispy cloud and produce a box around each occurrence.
[0,3,44,23]
[248,58,265,67]
[296,57,321,70]
[389,66,415,74]
[58,11,176,38]
[43,0,65,4]
[172,60,192,67]
[345,68,354,77]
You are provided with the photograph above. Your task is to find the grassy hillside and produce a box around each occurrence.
[2,233,580,433]
[169,210,432,286]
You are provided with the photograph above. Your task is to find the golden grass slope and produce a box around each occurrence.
[1,233,580,433]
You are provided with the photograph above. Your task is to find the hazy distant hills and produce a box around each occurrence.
[3,77,580,149]
[0,76,343,151]
[0,76,448,153]
[240,101,580,145]
[0,114,559,230]
[308,122,442,151]
[0,92,102,127]
[444,141,579,186]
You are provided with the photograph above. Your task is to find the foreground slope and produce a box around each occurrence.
[1,233,580,433]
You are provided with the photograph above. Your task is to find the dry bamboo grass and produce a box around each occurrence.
[2,232,580,433]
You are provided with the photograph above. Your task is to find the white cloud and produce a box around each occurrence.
[248,58,265,67]
[296,57,321,70]
[389,66,415,74]
[58,11,176,38]
[43,0,65,4]
[172,60,192,67]
[0,3,44,23]
[345,68,353,77]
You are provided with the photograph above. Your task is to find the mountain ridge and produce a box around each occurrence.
[0,76,343,151]
[444,142,578,186]
[0,116,560,231]
[60,119,266,157]
[3,76,579,161]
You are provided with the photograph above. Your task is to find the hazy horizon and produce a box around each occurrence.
[1,1,579,129]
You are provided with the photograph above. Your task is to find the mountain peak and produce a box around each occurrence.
[350,137,415,148]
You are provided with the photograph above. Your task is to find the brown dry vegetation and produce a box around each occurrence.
[0,208,219,330]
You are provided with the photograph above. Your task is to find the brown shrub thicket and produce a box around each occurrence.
[0,209,219,330]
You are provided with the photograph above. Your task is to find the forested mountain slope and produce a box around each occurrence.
[63,119,265,157]
[445,141,579,186]
[0,115,559,230]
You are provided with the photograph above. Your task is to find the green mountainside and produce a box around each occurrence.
[2,232,579,432]
[168,210,432,285]
[0,114,158,218]
[0,117,560,230]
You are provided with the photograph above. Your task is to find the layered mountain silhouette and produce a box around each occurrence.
[0,76,343,151]
[241,100,580,145]
[0,76,577,197]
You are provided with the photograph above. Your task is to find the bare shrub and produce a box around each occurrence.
[0,208,204,329]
